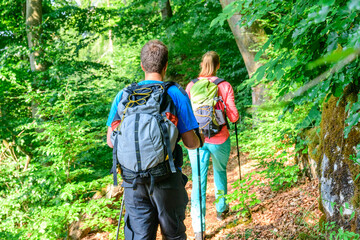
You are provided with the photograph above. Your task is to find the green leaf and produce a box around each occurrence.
[333,84,343,97]
[255,38,271,62]
[256,65,266,82]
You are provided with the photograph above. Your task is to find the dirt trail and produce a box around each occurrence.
[158,149,321,239]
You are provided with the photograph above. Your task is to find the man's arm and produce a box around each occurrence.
[181,129,205,149]
[107,126,113,148]
[106,91,124,149]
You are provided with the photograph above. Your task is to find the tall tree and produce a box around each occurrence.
[25,0,44,170]
[219,0,267,107]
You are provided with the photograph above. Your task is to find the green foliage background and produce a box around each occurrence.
[1,0,360,238]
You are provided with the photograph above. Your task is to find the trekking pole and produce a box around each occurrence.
[235,115,242,181]
[115,194,125,240]
[197,147,204,240]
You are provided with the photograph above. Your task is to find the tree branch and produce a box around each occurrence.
[283,49,360,101]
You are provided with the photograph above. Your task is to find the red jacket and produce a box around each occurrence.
[186,76,239,144]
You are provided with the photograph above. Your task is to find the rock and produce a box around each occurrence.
[91,184,123,201]
[69,184,124,239]
[68,215,91,240]
[296,127,320,180]
[105,184,123,201]
[308,157,318,179]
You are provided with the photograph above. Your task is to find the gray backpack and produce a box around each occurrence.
[110,82,182,193]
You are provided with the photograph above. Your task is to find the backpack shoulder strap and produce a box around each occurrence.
[163,81,187,96]
[123,82,138,94]
[213,78,225,85]
[191,78,199,84]
[163,81,175,90]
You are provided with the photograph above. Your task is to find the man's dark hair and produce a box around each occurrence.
[141,40,168,74]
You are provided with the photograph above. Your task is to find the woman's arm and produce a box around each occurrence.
[223,83,239,123]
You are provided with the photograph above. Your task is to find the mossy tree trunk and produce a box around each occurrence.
[318,86,360,233]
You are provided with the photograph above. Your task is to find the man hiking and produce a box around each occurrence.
[106,40,204,240]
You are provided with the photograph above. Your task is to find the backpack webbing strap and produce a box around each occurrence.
[111,135,119,186]
[134,113,142,171]
[157,115,176,173]
[132,178,138,190]
[131,173,155,195]
[213,78,225,85]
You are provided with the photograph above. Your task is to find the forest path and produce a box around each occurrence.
[83,148,321,240]
[157,148,321,240]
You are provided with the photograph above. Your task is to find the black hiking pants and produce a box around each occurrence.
[123,171,188,240]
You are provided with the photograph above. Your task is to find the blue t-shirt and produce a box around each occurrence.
[106,80,199,134]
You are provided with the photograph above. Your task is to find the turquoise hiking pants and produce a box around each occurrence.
[188,138,231,233]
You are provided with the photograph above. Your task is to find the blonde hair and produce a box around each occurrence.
[199,51,220,77]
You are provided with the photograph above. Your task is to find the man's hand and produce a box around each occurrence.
[107,126,114,148]
[181,129,204,149]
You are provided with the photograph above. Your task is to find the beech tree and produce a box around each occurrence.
[218,0,267,107]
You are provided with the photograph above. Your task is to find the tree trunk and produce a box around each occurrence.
[219,0,267,107]
[26,0,44,120]
[26,0,44,72]
[159,0,172,20]
[25,0,44,170]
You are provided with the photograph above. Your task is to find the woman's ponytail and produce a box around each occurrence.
[199,51,220,77]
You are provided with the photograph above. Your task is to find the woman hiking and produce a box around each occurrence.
[185,51,239,239]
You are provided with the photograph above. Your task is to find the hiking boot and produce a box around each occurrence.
[216,207,229,221]
[194,232,205,240]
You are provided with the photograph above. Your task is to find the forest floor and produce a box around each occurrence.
[84,148,322,240]
[170,149,322,240]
